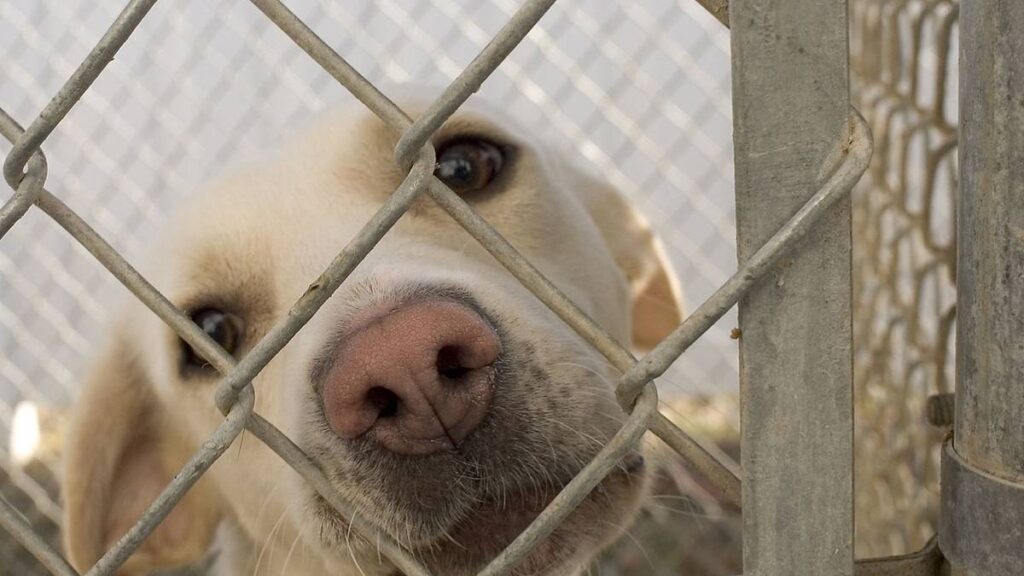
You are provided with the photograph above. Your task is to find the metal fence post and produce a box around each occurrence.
[730,1,855,574]
[939,1,1024,574]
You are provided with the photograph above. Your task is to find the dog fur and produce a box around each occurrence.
[61,96,683,576]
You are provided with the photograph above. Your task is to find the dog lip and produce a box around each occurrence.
[308,450,646,537]
[442,451,646,533]
[308,449,647,574]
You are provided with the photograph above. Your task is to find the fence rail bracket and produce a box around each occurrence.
[939,440,1024,574]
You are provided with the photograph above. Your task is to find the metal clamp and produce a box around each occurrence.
[939,439,1024,574]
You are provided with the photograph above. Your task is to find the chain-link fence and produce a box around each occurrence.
[0,0,975,574]
[0,0,752,574]
[1,3,738,572]
[0,0,737,418]
[850,0,958,558]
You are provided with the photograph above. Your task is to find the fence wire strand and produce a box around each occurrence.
[0,1,740,451]
[0,0,948,573]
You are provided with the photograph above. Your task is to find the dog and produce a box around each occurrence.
[61,95,684,575]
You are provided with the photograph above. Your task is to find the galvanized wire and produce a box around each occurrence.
[0,3,745,569]
[0,4,741,491]
[0,0,881,574]
[0,105,433,576]
[0,497,76,576]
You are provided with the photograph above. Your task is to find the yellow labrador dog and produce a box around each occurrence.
[61,97,683,575]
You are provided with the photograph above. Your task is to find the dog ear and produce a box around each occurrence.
[573,174,685,352]
[63,327,220,574]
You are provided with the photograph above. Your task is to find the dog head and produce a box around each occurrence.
[62,97,683,575]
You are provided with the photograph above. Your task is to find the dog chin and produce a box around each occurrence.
[308,453,647,576]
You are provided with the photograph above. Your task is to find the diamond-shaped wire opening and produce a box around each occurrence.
[0,0,872,574]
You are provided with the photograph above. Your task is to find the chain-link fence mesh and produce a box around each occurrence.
[0,4,737,572]
[849,0,958,558]
[2,1,742,574]
[0,0,737,427]
[0,0,958,573]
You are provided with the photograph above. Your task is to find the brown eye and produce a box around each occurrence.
[434,138,504,194]
[181,308,241,372]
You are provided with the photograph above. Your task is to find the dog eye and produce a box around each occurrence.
[181,308,241,371]
[434,138,504,194]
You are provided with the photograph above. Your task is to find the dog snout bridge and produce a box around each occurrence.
[2,0,1022,575]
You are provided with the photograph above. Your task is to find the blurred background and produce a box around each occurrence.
[0,0,957,574]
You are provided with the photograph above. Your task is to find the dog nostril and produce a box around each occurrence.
[367,386,400,419]
[321,300,500,453]
[436,345,470,381]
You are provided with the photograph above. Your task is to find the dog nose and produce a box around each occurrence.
[320,300,501,456]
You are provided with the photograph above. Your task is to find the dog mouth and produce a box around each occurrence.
[309,452,646,575]
[436,452,646,550]
[299,282,648,573]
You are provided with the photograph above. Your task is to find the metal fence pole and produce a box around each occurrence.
[939,1,1024,574]
[730,1,855,575]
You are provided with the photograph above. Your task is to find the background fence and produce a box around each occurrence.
[0,0,961,574]
[849,0,959,557]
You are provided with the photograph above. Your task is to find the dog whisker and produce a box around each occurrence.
[280,522,306,576]
[253,505,290,576]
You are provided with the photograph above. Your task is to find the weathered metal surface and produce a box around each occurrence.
[953,0,1024,480]
[939,441,1024,574]
[943,1,1024,574]
[734,538,949,576]
[730,0,856,574]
